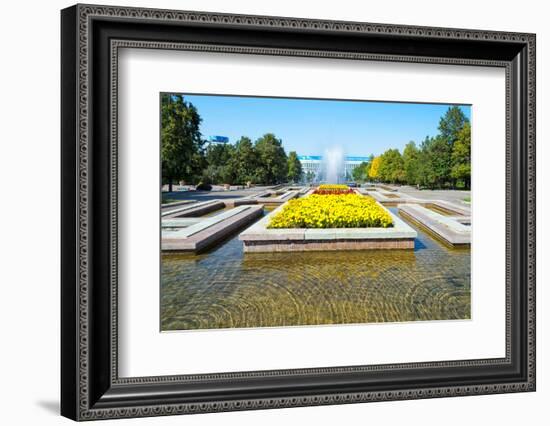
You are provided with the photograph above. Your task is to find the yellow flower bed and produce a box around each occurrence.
[268,194,394,229]
[317,184,349,190]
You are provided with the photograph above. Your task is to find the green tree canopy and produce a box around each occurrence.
[352,161,370,182]
[451,122,471,189]
[366,107,470,189]
[205,143,233,167]
[203,143,235,184]
[416,136,437,189]
[254,133,288,185]
[403,141,420,185]
[161,94,204,191]
[378,149,405,183]
[429,135,453,187]
[287,151,303,183]
[230,136,259,185]
[438,106,470,147]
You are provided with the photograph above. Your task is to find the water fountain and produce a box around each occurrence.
[316,146,345,183]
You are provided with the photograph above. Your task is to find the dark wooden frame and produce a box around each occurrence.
[61,3,536,421]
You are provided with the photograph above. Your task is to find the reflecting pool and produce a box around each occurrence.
[161,208,471,331]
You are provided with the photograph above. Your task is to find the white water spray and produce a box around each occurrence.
[320,146,345,183]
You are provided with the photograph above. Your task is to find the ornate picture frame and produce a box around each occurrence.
[61,4,535,421]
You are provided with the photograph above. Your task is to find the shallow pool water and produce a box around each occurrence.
[161,208,471,331]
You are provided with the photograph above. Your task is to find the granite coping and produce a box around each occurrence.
[364,189,414,203]
[164,205,256,238]
[276,190,300,200]
[427,199,470,216]
[224,188,303,207]
[229,198,260,207]
[161,218,203,227]
[455,216,472,224]
[162,205,264,252]
[160,199,194,209]
[249,191,271,199]
[161,199,223,217]
[398,204,470,246]
[239,202,417,242]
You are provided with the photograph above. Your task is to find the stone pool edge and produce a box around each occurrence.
[239,203,417,252]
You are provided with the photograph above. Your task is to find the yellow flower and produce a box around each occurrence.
[317,184,349,190]
[267,194,393,229]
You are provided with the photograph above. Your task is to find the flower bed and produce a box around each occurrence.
[314,183,354,195]
[267,194,394,229]
[317,184,349,190]
[314,189,354,195]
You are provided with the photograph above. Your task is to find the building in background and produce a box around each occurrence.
[298,155,323,177]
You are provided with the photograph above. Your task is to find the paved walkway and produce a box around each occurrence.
[395,185,471,205]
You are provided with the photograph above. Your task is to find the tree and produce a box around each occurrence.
[161,94,204,191]
[416,136,437,189]
[287,151,303,183]
[438,106,469,147]
[230,136,259,185]
[205,143,233,167]
[352,161,370,182]
[438,106,469,187]
[378,149,405,183]
[362,154,374,182]
[429,135,453,188]
[363,162,372,182]
[451,122,471,189]
[204,143,235,184]
[403,141,420,185]
[254,133,288,184]
[352,162,364,182]
[368,156,381,180]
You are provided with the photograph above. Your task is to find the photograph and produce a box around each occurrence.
[160,94,472,331]
[56,3,536,421]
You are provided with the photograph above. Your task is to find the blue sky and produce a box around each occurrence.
[179,94,471,157]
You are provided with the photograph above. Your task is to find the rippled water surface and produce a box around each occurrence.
[161,209,470,330]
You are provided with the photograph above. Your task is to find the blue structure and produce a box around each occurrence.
[208,135,229,144]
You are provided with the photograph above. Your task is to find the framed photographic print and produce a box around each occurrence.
[61,4,536,421]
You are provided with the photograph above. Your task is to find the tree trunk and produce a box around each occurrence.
[168,178,173,193]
